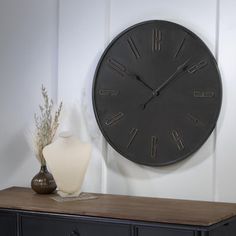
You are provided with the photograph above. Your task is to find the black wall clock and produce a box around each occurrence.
[92,20,222,166]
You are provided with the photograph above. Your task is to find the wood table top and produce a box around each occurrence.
[0,187,236,226]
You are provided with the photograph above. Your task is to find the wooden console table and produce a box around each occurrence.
[1,187,236,235]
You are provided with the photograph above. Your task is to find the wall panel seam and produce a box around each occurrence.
[213,0,221,202]
[101,0,111,194]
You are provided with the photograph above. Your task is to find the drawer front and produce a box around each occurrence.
[21,214,130,236]
[209,220,236,236]
[137,226,194,236]
[0,211,17,236]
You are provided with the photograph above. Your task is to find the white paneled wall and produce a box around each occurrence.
[1,0,236,202]
[0,0,58,189]
[106,0,218,201]
[215,0,236,202]
[109,0,218,54]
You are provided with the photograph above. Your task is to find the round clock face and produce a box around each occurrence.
[92,20,222,166]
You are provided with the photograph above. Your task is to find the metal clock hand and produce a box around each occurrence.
[141,58,191,110]
[154,58,191,94]
[134,75,154,91]
[126,73,154,91]
[141,92,159,110]
[107,58,153,91]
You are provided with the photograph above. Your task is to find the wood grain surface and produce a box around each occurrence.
[0,187,236,226]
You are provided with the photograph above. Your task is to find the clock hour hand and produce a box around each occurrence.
[126,73,154,91]
[133,75,154,91]
[107,58,153,91]
[141,93,158,110]
[141,89,160,110]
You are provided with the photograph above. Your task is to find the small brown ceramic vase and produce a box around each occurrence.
[31,165,57,194]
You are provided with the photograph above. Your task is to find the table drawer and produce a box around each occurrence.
[21,214,130,236]
[137,225,194,236]
[0,211,17,236]
[209,220,236,236]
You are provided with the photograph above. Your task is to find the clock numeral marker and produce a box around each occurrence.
[174,35,186,59]
[105,112,124,126]
[127,36,140,59]
[107,58,127,77]
[127,128,138,148]
[171,130,184,151]
[99,89,119,96]
[194,90,215,98]
[187,60,208,74]
[151,136,158,159]
[152,28,162,52]
[186,113,205,127]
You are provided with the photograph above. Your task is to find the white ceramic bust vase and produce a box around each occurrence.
[43,132,91,197]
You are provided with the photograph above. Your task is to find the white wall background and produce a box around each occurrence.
[0,0,236,203]
[0,0,58,189]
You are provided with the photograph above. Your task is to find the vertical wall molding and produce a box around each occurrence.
[101,0,111,194]
[215,0,221,62]
[214,0,236,202]
[104,0,111,47]
[213,0,221,202]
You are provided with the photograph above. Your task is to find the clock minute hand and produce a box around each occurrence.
[154,58,191,94]
[141,58,191,110]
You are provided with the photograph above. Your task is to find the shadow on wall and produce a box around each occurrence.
[106,135,213,180]
[81,52,107,149]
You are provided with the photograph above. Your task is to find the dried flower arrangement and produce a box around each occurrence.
[33,85,62,166]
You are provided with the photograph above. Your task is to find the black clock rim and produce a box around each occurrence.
[92,20,223,167]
